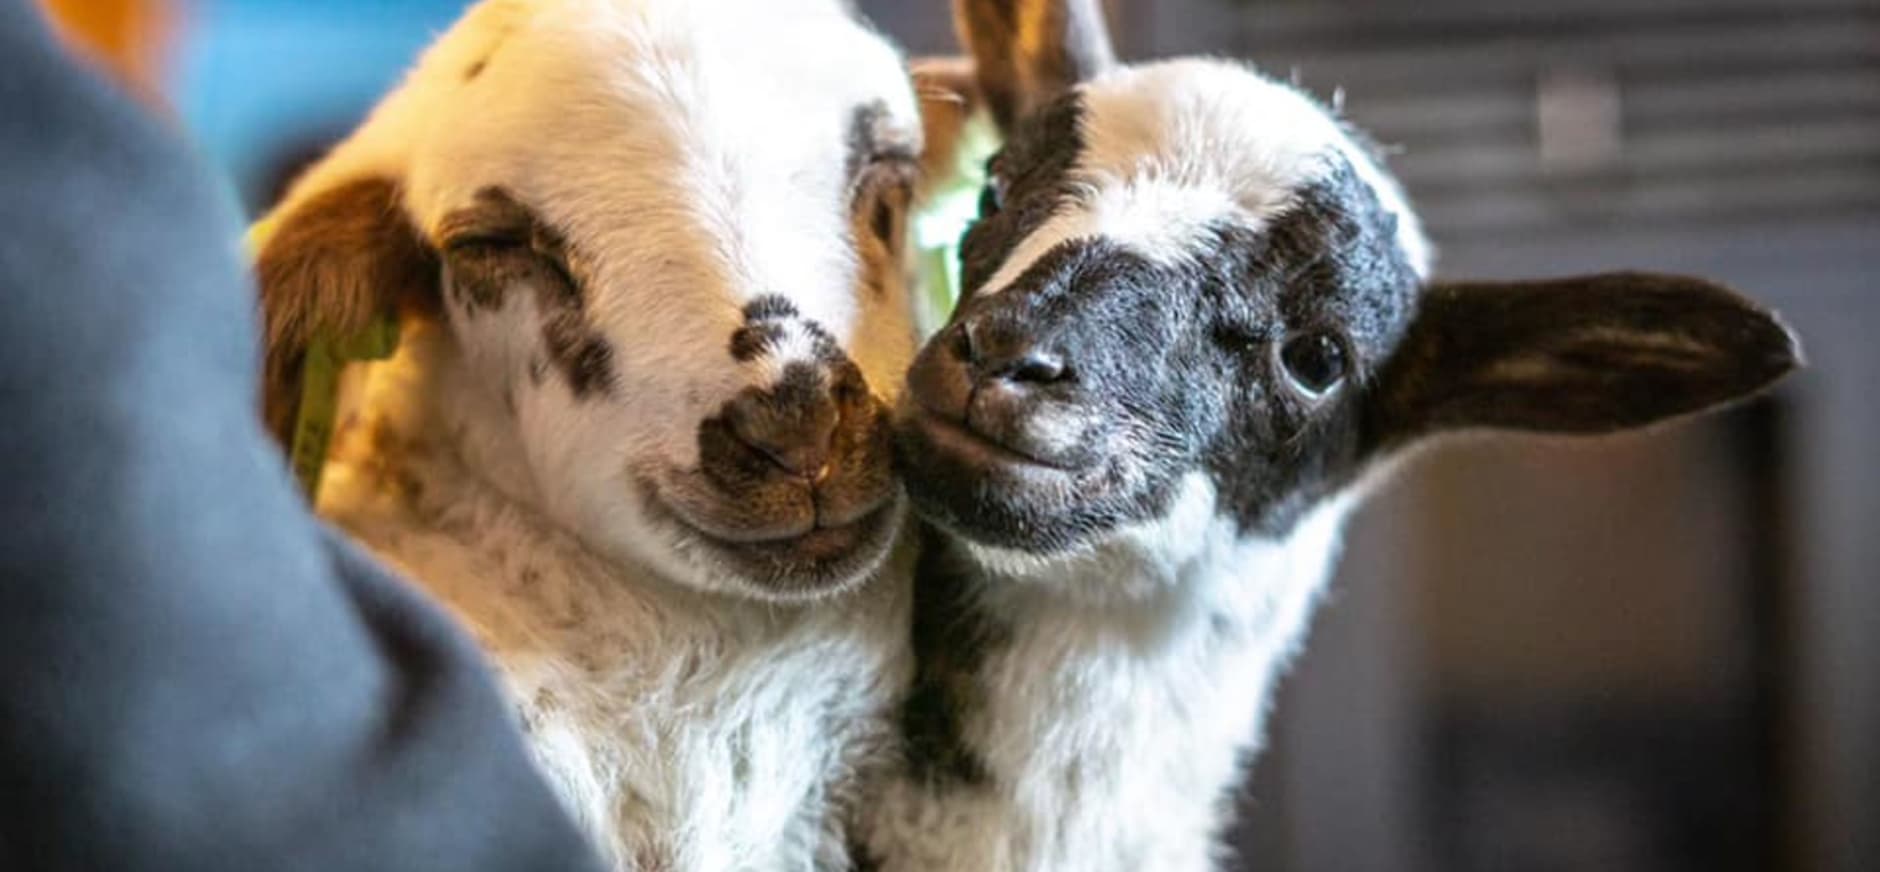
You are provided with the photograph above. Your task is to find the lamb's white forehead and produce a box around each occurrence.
[1062,58,1430,276]
[383,0,920,330]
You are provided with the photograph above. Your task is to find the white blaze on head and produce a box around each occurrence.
[977,58,1432,300]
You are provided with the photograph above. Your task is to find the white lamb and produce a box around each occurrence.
[252,0,936,867]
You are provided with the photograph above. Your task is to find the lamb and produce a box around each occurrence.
[251,1,935,867]
[860,1,1802,870]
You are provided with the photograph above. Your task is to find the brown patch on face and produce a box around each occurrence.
[652,320,899,599]
[541,308,616,399]
[729,322,786,362]
[255,177,440,447]
[438,188,617,399]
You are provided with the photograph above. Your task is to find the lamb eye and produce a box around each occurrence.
[1279,332,1348,396]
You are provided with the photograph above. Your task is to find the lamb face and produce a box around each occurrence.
[901,60,1430,557]
[899,54,1798,574]
[257,0,925,601]
[865,5,1798,867]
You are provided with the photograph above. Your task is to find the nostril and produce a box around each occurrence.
[949,320,978,364]
[954,316,1070,387]
[723,391,838,479]
[1005,350,1068,384]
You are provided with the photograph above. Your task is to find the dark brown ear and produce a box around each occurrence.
[953,0,1116,133]
[254,177,438,446]
[1367,271,1801,449]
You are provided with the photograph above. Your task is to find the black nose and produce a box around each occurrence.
[955,317,1070,386]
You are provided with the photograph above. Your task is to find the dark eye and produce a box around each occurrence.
[978,174,1007,217]
[1279,331,1348,396]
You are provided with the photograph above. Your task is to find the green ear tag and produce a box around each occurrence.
[244,217,399,499]
[288,314,399,499]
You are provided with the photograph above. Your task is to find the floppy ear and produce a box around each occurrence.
[1367,271,1801,449]
[253,177,439,447]
[953,0,1116,133]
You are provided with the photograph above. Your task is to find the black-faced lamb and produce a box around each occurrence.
[861,2,1802,869]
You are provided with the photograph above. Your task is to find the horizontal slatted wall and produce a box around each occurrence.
[1139,0,1880,240]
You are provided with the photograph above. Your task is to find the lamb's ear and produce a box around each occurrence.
[254,176,439,446]
[953,0,1116,133]
[1367,271,1801,449]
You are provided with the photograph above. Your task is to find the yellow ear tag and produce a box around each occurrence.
[245,218,401,500]
[288,317,399,499]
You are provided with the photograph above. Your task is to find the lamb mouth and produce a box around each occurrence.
[902,407,1083,478]
[644,487,901,600]
[894,408,1150,554]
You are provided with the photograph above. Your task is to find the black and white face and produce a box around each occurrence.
[899,26,1798,560]
[900,61,1429,551]
[257,0,927,601]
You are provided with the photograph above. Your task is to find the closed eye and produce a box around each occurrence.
[443,232,527,255]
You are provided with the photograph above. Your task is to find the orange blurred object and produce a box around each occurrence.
[38,0,176,98]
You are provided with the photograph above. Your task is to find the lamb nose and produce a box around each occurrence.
[1001,349,1067,384]
[724,388,837,478]
[956,318,1071,386]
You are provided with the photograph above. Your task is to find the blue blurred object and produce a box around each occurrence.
[170,0,465,212]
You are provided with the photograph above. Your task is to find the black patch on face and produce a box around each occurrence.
[898,525,1002,789]
[846,101,888,183]
[542,310,616,399]
[729,323,785,362]
[1202,160,1422,536]
[440,188,617,399]
[845,101,920,182]
[800,320,846,367]
[744,295,798,322]
[901,155,1421,549]
[733,294,848,367]
[956,90,1088,300]
[896,239,1194,553]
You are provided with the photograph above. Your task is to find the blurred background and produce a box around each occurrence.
[40,1,1878,870]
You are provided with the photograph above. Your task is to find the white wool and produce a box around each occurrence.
[269,1,927,866]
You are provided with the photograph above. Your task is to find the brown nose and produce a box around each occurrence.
[721,363,843,478]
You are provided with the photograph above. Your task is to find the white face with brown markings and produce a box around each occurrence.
[256,0,926,601]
